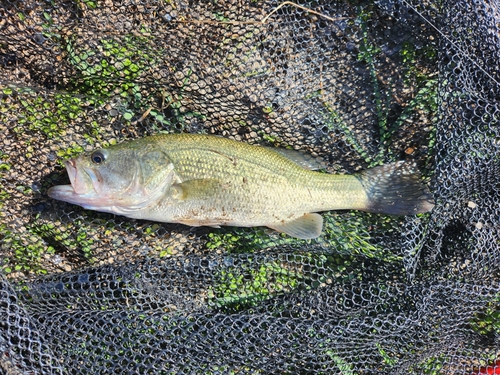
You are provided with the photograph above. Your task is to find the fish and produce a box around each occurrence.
[47,133,434,239]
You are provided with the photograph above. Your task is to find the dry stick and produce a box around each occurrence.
[260,1,349,24]
[130,107,153,125]
[171,1,351,25]
[137,2,350,123]
[171,0,499,88]
[131,91,175,125]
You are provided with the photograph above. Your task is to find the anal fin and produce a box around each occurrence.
[269,213,323,239]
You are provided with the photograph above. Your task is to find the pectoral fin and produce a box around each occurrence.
[169,179,221,201]
[269,213,323,239]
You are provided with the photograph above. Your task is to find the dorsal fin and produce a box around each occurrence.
[264,147,327,170]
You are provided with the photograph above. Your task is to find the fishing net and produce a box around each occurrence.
[1,0,499,373]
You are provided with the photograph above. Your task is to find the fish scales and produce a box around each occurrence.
[141,134,368,228]
[47,134,434,239]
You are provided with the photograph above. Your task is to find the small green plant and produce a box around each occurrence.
[313,331,358,374]
[203,210,405,312]
[75,0,98,10]
[40,9,63,44]
[0,188,8,210]
[470,296,500,336]
[1,217,97,275]
[0,225,55,274]
[0,89,85,139]
[321,100,373,163]
[321,212,403,262]
[320,6,439,165]
[357,8,390,147]
[376,342,398,367]
[0,151,10,210]
[208,257,304,308]
[56,143,86,165]
[262,103,273,114]
[328,352,356,375]
[400,41,438,84]
[417,354,447,375]
[213,12,230,23]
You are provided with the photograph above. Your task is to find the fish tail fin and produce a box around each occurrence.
[357,161,434,215]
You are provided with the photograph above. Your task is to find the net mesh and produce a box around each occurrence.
[1,0,499,373]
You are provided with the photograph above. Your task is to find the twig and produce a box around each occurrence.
[130,107,153,125]
[169,1,351,25]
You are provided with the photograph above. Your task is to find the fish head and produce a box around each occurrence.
[48,144,175,214]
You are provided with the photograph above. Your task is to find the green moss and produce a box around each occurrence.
[208,255,305,309]
[470,296,500,336]
[65,34,158,101]
[0,89,85,139]
[321,212,402,261]
[1,217,96,275]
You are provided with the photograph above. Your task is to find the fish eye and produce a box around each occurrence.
[91,150,107,164]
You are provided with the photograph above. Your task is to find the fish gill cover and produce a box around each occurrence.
[0,0,499,374]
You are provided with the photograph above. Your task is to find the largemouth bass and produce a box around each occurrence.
[47,134,434,239]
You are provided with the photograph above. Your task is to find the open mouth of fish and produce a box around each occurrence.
[47,158,162,214]
[47,159,99,204]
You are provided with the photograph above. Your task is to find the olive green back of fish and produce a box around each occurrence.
[148,133,369,211]
[117,134,433,239]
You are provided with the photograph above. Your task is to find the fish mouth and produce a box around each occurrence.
[64,159,88,194]
[47,159,98,205]
[47,157,165,213]
[61,158,98,195]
